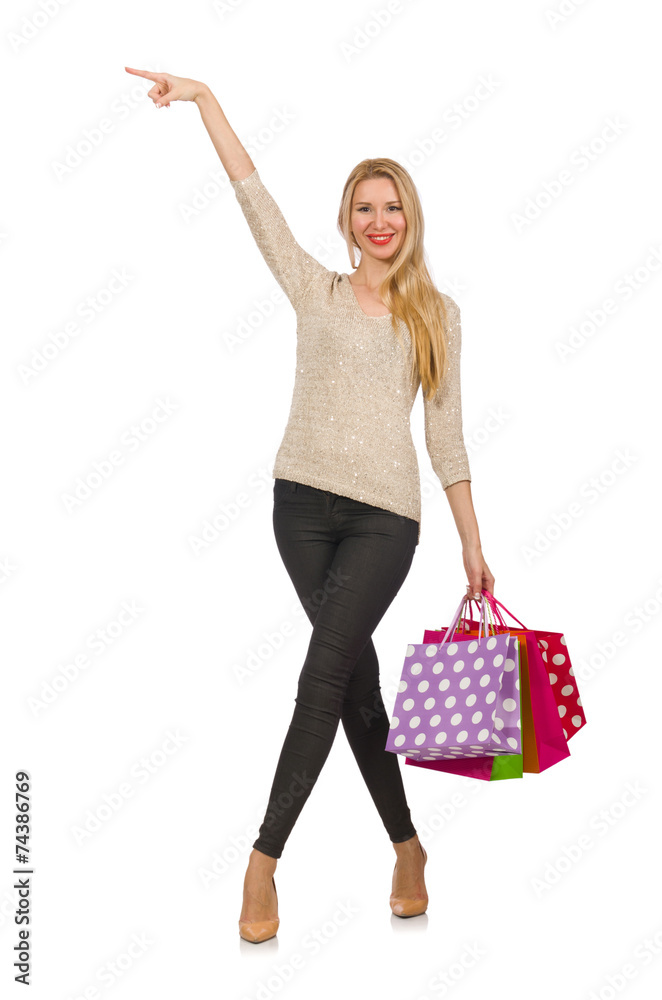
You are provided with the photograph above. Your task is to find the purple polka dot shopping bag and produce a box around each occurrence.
[385,594,522,766]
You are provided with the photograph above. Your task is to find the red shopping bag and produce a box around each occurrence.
[483,593,586,743]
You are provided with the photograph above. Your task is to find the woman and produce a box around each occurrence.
[125,67,495,943]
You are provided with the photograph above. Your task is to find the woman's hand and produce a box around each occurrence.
[127,67,254,180]
[124,67,207,108]
[463,544,495,600]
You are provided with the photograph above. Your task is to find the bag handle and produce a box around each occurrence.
[440,594,490,646]
[468,595,507,629]
[480,589,528,630]
[461,595,499,635]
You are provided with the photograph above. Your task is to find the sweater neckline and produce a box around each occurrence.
[343,273,392,320]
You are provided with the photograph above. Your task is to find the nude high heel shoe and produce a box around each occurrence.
[238,876,279,943]
[390,841,428,917]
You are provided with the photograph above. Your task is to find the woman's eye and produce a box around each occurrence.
[356,206,402,212]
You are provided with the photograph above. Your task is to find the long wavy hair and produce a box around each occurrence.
[337,158,450,401]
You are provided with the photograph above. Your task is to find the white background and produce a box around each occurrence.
[2,0,661,997]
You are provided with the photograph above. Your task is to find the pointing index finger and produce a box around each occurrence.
[124,66,164,82]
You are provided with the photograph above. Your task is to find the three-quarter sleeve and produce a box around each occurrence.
[230,168,329,311]
[423,295,472,489]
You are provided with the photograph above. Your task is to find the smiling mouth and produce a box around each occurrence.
[367,233,395,243]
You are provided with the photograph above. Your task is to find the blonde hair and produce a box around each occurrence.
[337,157,450,402]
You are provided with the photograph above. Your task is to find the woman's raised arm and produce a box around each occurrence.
[124,67,254,181]
[125,67,328,308]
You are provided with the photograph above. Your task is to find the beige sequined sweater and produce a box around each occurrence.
[230,168,471,543]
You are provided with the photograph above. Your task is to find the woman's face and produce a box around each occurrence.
[350,176,406,262]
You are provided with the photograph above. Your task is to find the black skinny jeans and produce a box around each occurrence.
[252,478,419,859]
